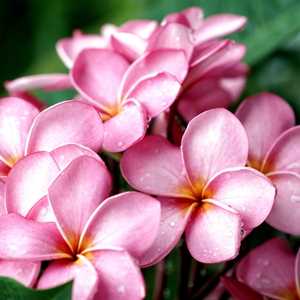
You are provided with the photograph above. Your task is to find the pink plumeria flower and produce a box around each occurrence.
[0,96,103,177]
[121,108,275,265]
[0,156,161,300]
[236,93,300,235]
[71,48,188,152]
[236,238,300,300]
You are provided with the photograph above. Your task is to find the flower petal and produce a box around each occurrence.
[266,172,300,235]
[25,100,103,154]
[0,214,70,260]
[6,152,60,216]
[236,93,295,169]
[203,167,275,230]
[182,108,248,186]
[0,97,39,166]
[126,72,181,118]
[0,260,40,287]
[80,192,161,258]
[185,201,241,263]
[139,198,196,267]
[194,14,247,44]
[119,20,158,39]
[92,249,145,300]
[121,135,192,198]
[0,179,6,216]
[71,49,129,111]
[102,100,147,153]
[26,196,54,223]
[237,238,296,300]
[38,256,99,300]
[48,156,111,251]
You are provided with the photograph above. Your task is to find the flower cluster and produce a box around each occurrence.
[0,6,299,300]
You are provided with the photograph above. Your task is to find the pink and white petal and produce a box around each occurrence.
[71,49,129,111]
[237,238,296,299]
[80,192,161,258]
[236,93,295,170]
[38,255,98,300]
[26,196,54,223]
[147,23,194,61]
[8,91,45,111]
[178,79,232,122]
[203,167,275,230]
[263,126,300,174]
[6,152,60,216]
[266,172,300,235]
[120,49,188,98]
[221,76,246,100]
[0,179,6,216]
[182,108,248,186]
[51,143,104,170]
[0,97,39,166]
[0,214,71,260]
[0,260,40,287]
[120,20,158,39]
[140,198,196,267]
[121,135,193,198]
[102,100,147,153]
[5,74,71,93]
[186,201,241,263]
[195,14,247,44]
[222,277,264,300]
[48,156,111,250]
[56,32,107,68]
[25,100,103,154]
[296,249,300,298]
[126,72,181,118]
[111,32,147,61]
[92,249,145,300]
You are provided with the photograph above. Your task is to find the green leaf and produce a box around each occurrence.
[0,277,72,300]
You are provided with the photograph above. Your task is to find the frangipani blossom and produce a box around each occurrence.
[236,93,300,235]
[121,108,275,265]
[0,156,161,300]
[71,48,188,152]
[0,97,103,176]
[235,238,300,300]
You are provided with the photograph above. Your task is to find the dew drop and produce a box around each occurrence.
[169,221,176,227]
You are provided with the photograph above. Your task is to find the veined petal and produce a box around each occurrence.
[25,100,103,154]
[91,249,145,300]
[48,156,111,251]
[79,192,161,258]
[182,108,248,186]
[235,93,295,170]
[121,135,193,198]
[0,214,71,260]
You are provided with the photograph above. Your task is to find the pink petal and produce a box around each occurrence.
[139,198,196,267]
[25,100,103,154]
[203,167,275,230]
[48,156,111,251]
[178,79,232,122]
[92,249,145,300]
[0,159,10,177]
[147,23,194,61]
[71,49,129,111]
[119,20,158,39]
[126,72,181,118]
[182,108,248,186]
[8,91,45,111]
[0,214,71,260]
[195,14,247,44]
[263,126,300,174]
[266,172,300,235]
[26,196,54,223]
[121,135,193,198]
[6,152,60,216]
[120,49,188,98]
[5,74,71,93]
[38,256,99,300]
[185,201,241,263]
[56,32,107,68]
[221,76,246,100]
[236,93,295,170]
[0,97,39,167]
[0,260,40,287]
[237,238,296,299]
[79,192,161,258]
[0,179,6,216]
[102,100,147,152]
